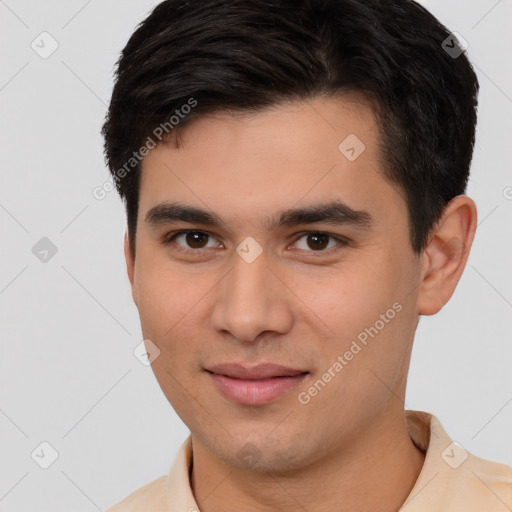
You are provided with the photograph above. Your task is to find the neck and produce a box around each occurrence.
[190,407,425,512]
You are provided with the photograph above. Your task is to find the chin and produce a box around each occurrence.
[207,430,315,473]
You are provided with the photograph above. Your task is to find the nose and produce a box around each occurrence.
[210,247,293,343]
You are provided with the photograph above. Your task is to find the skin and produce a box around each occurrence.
[124,95,477,512]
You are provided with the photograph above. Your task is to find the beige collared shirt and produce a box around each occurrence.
[107,410,512,511]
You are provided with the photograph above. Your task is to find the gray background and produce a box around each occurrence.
[0,0,511,510]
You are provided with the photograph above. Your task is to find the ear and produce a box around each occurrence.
[417,195,477,316]
[124,230,137,304]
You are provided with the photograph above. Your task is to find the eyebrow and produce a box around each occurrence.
[145,200,373,231]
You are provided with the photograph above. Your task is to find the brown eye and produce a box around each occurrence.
[165,231,220,252]
[185,232,209,249]
[293,232,348,254]
[306,233,330,251]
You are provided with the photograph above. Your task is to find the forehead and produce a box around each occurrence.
[138,96,405,233]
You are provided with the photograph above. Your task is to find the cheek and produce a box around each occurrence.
[294,259,404,343]
[292,256,413,400]
[135,280,173,338]
[134,257,210,363]
[137,273,205,413]
[134,254,200,335]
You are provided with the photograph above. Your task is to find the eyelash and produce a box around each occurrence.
[162,230,350,256]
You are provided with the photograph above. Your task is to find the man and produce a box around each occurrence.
[101,0,512,510]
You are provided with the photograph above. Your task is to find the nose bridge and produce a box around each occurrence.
[211,249,291,342]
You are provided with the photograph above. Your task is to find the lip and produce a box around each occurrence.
[206,362,308,379]
[206,363,309,405]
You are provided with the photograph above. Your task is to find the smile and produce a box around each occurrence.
[205,363,309,405]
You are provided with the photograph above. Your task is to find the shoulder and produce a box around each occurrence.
[106,436,194,512]
[106,475,169,512]
[465,451,512,493]
[405,411,512,510]
[436,453,512,510]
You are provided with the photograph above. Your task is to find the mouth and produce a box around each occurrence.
[205,363,310,405]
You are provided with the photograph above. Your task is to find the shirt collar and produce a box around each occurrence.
[165,410,512,511]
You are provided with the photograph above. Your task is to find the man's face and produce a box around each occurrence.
[127,96,424,471]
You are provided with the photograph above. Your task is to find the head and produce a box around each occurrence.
[102,0,478,471]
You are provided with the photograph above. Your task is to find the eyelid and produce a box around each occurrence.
[163,229,350,255]
[163,230,223,252]
[289,231,351,254]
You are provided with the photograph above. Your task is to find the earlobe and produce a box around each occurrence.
[123,231,137,304]
[416,195,477,316]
